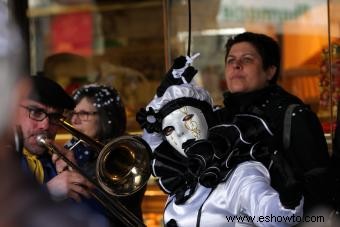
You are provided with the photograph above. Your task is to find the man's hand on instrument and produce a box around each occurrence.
[47,171,94,202]
[50,142,76,174]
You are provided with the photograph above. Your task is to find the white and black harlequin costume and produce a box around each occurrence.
[163,161,301,227]
[216,85,333,214]
[136,56,303,227]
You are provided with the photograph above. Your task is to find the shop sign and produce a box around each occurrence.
[217,0,324,24]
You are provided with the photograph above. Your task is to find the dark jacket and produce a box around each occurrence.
[20,151,57,184]
[2,152,110,227]
[214,84,332,214]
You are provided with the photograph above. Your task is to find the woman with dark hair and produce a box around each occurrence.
[65,84,127,168]
[65,84,145,226]
[217,31,332,215]
[71,84,126,142]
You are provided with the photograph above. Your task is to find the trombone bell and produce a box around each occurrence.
[56,118,152,197]
[97,136,152,196]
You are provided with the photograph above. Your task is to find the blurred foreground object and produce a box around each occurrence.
[0,2,109,227]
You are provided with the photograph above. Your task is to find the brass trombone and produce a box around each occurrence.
[37,118,152,227]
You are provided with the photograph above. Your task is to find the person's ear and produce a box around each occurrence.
[266,66,277,81]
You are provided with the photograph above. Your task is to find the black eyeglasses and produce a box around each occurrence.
[20,105,63,124]
[69,111,98,121]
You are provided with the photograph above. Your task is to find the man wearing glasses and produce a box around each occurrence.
[17,75,94,202]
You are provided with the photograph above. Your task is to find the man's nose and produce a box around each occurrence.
[38,117,51,130]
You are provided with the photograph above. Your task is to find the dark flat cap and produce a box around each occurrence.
[27,75,75,110]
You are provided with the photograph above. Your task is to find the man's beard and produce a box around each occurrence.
[23,131,55,156]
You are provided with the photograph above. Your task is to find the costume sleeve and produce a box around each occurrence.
[208,114,274,167]
[236,162,303,227]
[287,105,332,211]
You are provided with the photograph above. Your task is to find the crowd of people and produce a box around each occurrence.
[1,1,340,227]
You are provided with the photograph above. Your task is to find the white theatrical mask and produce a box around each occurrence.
[162,106,208,157]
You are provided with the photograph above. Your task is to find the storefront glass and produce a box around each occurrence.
[27,1,340,225]
[166,0,336,137]
[28,0,340,138]
[28,0,166,133]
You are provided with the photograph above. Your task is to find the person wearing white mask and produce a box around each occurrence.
[136,59,304,227]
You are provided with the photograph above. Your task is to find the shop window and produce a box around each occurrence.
[28,0,166,133]
[166,0,337,141]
